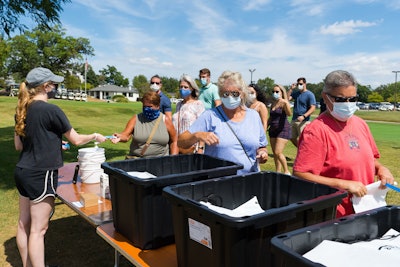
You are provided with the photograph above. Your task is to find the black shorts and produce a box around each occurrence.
[14,167,58,203]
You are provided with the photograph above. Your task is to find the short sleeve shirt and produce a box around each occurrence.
[189,106,267,174]
[159,91,172,114]
[16,100,72,170]
[291,90,316,121]
[198,83,220,109]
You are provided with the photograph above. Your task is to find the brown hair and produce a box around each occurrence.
[199,68,211,76]
[142,91,160,106]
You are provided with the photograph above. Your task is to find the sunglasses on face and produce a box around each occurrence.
[273,90,280,93]
[151,81,161,85]
[222,91,241,98]
[297,83,304,86]
[327,93,358,102]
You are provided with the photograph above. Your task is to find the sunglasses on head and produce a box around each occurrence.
[327,93,358,102]
[222,91,240,98]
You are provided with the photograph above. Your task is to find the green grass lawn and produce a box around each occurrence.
[0,96,399,266]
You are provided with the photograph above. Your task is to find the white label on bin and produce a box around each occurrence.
[188,218,212,249]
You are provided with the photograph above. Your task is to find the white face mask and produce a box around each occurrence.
[327,96,358,121]
[298,84,304,90]
[150,83,160,91]
[221,96,241,109]
[248,92,256,102]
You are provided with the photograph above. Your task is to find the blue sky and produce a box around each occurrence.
[58,0,400,88]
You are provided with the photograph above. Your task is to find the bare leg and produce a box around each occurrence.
[28,196,54,267]
[270,137,282,172]
[16,195,32,267]
[272,137,290,174]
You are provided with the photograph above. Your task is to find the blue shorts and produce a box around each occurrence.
[14,167,58,203]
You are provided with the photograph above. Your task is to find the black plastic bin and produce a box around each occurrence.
[271,205,400,267]
[162,171,347,267]
[101,154,243,250]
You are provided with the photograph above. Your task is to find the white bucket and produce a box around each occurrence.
[78,147,105,183]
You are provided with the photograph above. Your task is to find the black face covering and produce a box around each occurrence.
[47,88,57,99]
[46,84,58,99]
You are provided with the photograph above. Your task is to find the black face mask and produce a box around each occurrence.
[47,88,57,99]
[46,84,58,99]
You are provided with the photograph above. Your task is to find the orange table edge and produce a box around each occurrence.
[96,223,177,267]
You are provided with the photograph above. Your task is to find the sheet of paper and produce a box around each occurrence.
[127,171,157,179]
[303,229,400,267]
[352,181,389,213]
[200,196,264,217]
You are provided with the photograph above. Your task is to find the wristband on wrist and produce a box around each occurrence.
[93,133,98,141]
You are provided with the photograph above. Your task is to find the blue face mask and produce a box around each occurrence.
[272,92,280,100]
[179,88,192,98]
[200,78,207,86]
[326,96,357,121]
[143,106,160,120]
[221,96,241,109]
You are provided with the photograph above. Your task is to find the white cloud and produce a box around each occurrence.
[243,0,272,10]
[319,20,379,35]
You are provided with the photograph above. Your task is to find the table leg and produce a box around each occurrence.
[114,249,120,267]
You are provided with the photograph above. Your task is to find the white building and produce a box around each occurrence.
[89,84,139,102]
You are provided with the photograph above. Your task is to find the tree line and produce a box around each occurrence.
[1,25,398,103]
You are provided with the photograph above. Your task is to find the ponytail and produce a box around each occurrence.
[15,82,39,136]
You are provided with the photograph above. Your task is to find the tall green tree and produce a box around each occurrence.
[64,71,81,90]
[256,77,275,95]
[132,75,149,96]
[0,0,71,37]
[6,25,94,78]
[99,65,128,87]
[0,37,10,76]
[161,76,179,95]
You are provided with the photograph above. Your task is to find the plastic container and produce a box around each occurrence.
[78,147,106,183]
[271,205,400,267]
[162,171,347,267]
[101,154,243,250]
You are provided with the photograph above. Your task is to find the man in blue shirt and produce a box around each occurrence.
[288,77,316,147]
[149,75,172,120]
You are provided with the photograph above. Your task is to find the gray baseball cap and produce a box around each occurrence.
[26,67,64,88]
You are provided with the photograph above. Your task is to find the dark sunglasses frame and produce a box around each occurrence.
[222,91,241,98]
[327,93,358,102]
[150,81,161,85]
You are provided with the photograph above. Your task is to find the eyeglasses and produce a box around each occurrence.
[327,93,358,102]
[222,91,241,98]
[150,81,161,85]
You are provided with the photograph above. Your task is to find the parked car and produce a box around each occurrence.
[379,102,394,111]
[357,103,370,110]
[368,103,380,110]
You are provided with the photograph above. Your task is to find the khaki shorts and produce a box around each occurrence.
[291,120,310,140]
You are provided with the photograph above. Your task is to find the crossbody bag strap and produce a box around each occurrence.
[216,106,252,165]
[140,114,163,156]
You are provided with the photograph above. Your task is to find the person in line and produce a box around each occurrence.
[149,74,172,120]
[246,83,269,132]
[268,84,292,175]
[198,68,221,109]
[178,70,268,174]
[293,70,394,218]
[111,91,178,158]
[172,74,205,154]
[288,77,316,147]
[14,67,107,267]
